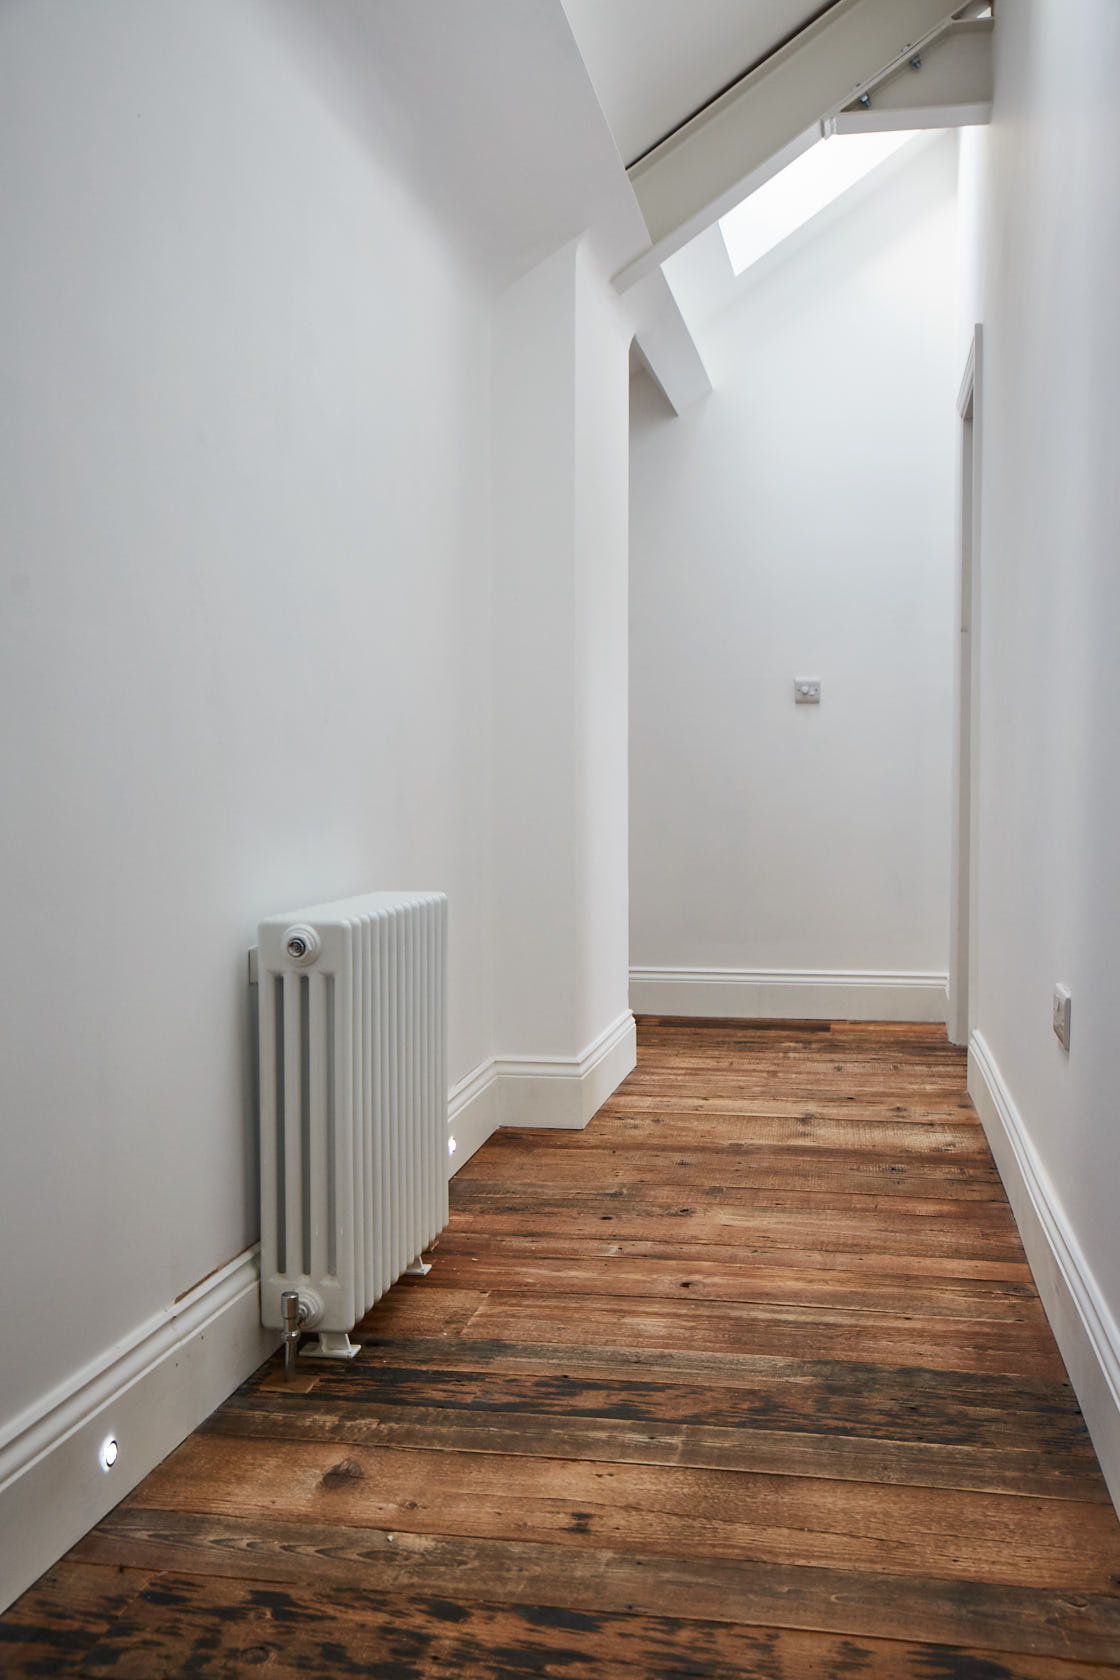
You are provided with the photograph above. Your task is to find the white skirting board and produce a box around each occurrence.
[0,1248,278,1613]
[447,1058,503,1167]
[630,967,949,1022]
[969,1032,1120,1515]
[446,1011,638,1157]
[497,1010,637,1130]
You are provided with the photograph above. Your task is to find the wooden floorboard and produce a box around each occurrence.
[5,1016,1120,1677]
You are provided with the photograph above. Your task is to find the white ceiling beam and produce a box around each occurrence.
[626,269,712,416]
[616,0,963,290]
[830,20,992,133]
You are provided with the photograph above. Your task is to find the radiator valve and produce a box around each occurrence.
[281,1290,308,1377]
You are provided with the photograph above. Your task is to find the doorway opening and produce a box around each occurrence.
[948,325,982,1047]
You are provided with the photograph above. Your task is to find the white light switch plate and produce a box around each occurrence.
[1053,983,1071,1051]
[794,678,821,704]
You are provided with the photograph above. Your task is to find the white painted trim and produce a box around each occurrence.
[832,101,991,134]
[948,324,983,1047]
[497,1011,638,1130]
[447,1060,502,1169]
[630,967,948,1022]
[0,1247,278,1613]
[628,268,713,416]
[576,1010,639,1126]
[957,325,978,420]
[446,1014,639,1149]
[832,18,992,133]
[969,1032,1120,1515]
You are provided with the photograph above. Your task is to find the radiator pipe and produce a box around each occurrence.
[281,1290,308,1378]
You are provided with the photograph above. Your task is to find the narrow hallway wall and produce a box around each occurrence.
[958,0,1120,1506]
[0,0,649,1609]
[629,136,959,1021]
[0,0,498,1605]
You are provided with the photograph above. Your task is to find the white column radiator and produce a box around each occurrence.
[256,891,447,1359]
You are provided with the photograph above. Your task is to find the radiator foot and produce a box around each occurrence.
[303,1331,360,1361]
[404,1255,432,1276]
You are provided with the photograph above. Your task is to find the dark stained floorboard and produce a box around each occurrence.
[4,1017,1120,1676]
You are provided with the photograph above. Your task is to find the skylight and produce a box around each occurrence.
[719,130,920,276]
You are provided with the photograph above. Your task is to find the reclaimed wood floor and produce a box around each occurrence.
[5,1018,1120,1677]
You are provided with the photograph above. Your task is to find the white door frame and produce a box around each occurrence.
[948,324,982,1046]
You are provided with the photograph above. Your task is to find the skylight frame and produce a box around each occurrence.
[719,128,922,277]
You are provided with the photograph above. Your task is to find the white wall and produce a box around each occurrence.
[0,0,646,1606]
[958,0,1120,1503]
[573,243,633,1050]
[0,0,496,1424]
[491,240,636,1101]
[0,0,505,1606]
[492,248,584,1057]
[629,136,959,1018]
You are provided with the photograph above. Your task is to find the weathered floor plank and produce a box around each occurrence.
[207,1394,1111,1501]
[72,1511,1120,1666]
[0,1563,152,1678]
[443,1201,1030,1262]
[60,1569,1120,1680]
[5,1016,1120,1676]
[251,1340,1100,1455]
[421,1227,1037,1281]
[355,1283,1066,1377]
[455,1140,1011,1198]
[412,1245,1047,1317]
[127,1432,1120,1590]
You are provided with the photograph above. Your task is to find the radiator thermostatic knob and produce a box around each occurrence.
[284,924,322,966]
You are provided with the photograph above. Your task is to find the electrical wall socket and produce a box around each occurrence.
[1053,983,1071,1052]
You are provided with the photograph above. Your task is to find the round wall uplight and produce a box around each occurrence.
[98,1436,119,1472]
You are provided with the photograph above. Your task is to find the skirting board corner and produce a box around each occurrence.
[447,1059,503,1169]
[496,1010,637,1130]
[448,1011,638,1155]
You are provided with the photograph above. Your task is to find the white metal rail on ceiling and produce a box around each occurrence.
[616,0,991,289]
